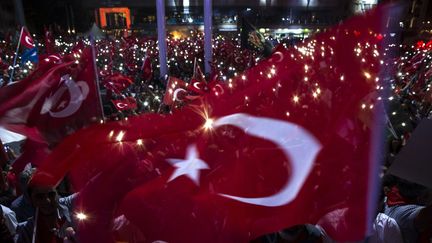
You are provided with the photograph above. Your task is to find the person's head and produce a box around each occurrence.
[27,171,59,216]
[382,173,428,203]
[279,224,323,243]
[19,164,36,199]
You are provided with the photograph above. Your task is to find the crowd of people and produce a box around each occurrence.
[0,13,431,242]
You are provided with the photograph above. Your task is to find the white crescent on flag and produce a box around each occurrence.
[40,75,89,118]
[25,36,34,48]
[212,84,224,95]
[173,88,187,101]
[193,82,203,90]
[116,102,128,109]
[213,113,322,207]
[271,51,284,63]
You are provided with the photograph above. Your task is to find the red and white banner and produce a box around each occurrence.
[102,73,134,94]
[34,5,392,243]
[20,27,35,49]
[0,48,102,144]
[112,97,137,111]
[162,76,189,105]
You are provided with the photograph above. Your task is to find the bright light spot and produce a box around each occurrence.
[136,139,143,145]
[76,212,87,221]
[203,118,214,130]
[361,104,366,109]
[364,72,371,79]
[293,95,299,103]
[401,122,406,127]
[108,130,114,138]
[116,131,125,142]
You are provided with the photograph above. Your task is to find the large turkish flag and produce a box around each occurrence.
[35,5,394,243]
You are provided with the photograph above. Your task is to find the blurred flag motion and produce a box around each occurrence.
[0,48,102,144]
[16,5,395,243]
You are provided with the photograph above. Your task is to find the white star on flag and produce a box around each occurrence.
[167,144,210,185]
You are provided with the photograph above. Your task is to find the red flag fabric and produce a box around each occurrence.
[0,57,8,72]
[102,73,134,94]
[193,62,206,83]
[20,27,35,49]
[162,76,189,105]
[44,27,56,54]
[71,40,85,55]
[189,61,225,97]
[189,62,207,93]
[112,97,138,111]
[141,55,152,81]
[38,54,63,68]
[0,48,102,144]
[11,139,49,175]
[35,5,392,243]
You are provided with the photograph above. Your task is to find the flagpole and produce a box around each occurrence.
[9,27,24,84]
[193,57,197,78]
[156,0,168,81]
[204,0,212,75]
[90,35,106,121]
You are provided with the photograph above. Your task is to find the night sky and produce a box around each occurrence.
[23,0,93,34]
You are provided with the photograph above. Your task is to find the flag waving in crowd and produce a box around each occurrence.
[31,5,394,243]
[44,26,56,55]
[141,54,153,82]
[0,48,102,145]
[19,27,38,64]
[19,27,35,49]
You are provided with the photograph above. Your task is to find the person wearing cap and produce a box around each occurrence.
[15,171,76,243]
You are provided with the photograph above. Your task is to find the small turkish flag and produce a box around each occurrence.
[102,73,133,94]
[162,76,188,105]
[20,27,35,49]
[141,55,153,81]
[112,97,137,111]
[44,26,56,54]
